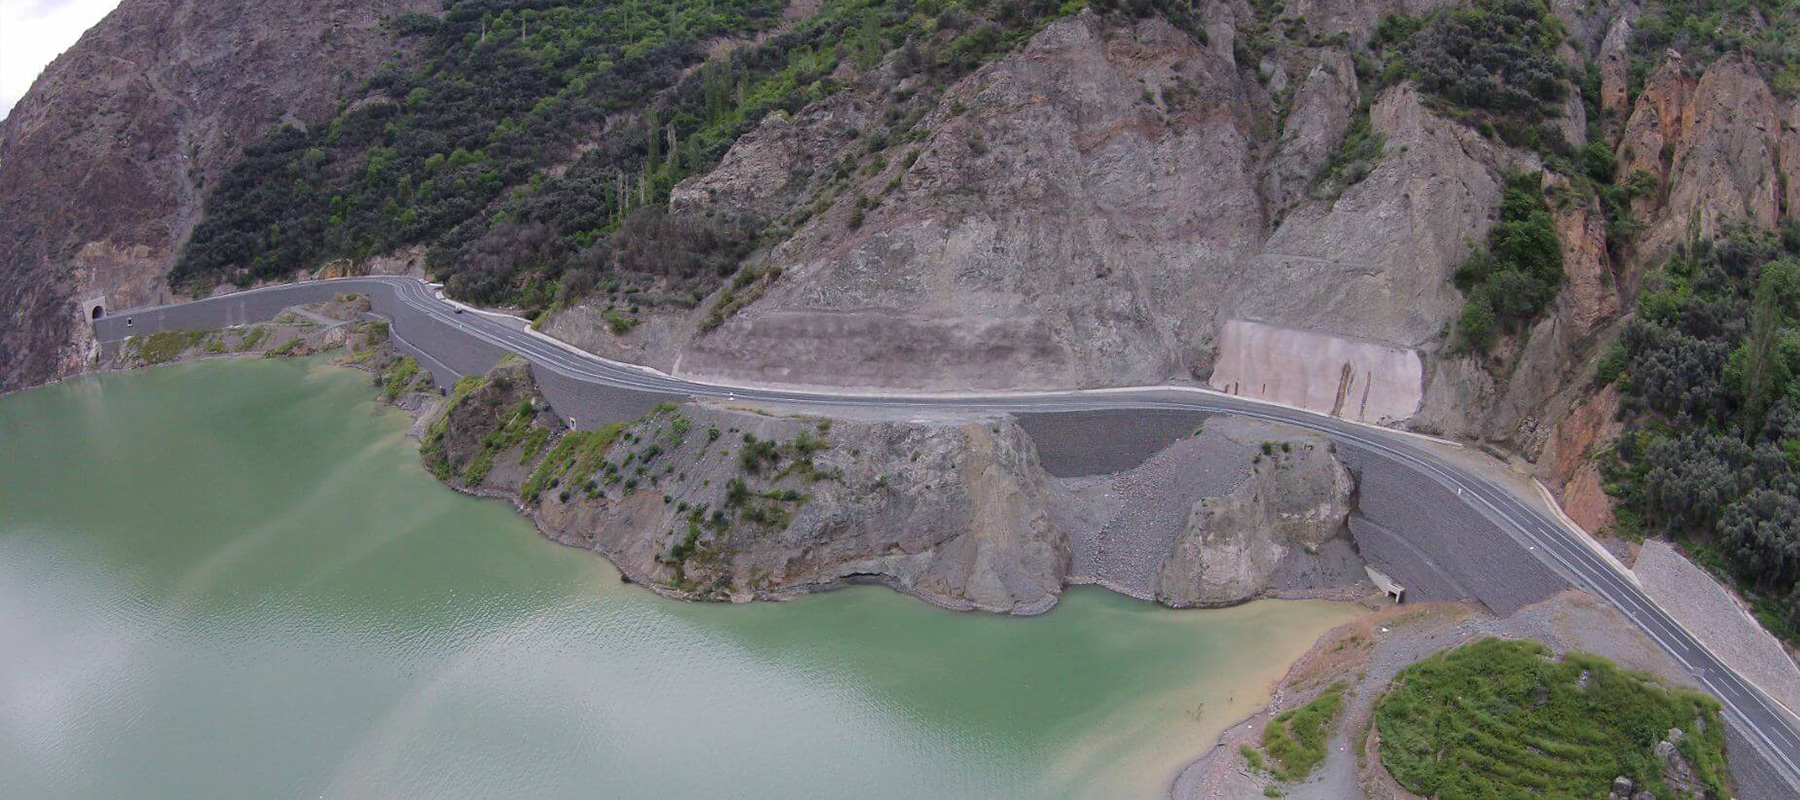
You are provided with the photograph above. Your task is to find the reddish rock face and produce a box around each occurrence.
[1554,195,1620,340]
[1543,385,1623,536]
[1617,53,1794,264]
[0,0,433,392]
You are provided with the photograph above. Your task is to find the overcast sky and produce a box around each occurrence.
[1,0,125,121]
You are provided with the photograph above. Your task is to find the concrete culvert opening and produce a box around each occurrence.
[1365,565,1406,605]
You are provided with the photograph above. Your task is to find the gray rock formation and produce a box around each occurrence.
[643,13,1530,434]
[1153,428,1356,607]
[675,13,1275,391]
[420,359,1365,614]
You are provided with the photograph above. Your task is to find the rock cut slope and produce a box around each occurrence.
[662,12,1504,414]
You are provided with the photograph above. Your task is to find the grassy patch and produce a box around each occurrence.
[265,338,304,357]
[1239,744,1265,772]
[519,426,553,464]
[361,320,389,348]
[1313,105,1385,200]
[131,330,206,364]
[462,397,543,486]
[381,356,421,400]
[1261,683,1347,782]
[604,307,641,335]
[522,423,628,502]
[234,325,268,352]
[1375,638,1728,800]
[700,265,781,333]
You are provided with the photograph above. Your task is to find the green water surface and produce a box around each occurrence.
[0,358,1359,799]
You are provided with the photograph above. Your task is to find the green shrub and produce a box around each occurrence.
[605,307,640,335]
[522,422,627,502]
[1260,683,1346,782]
[381,356,420,400]
[1455,294,1498,351]
[1452,172,1562,351]
[132,330,206,364]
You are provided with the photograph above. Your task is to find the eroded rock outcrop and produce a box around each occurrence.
[422,360,1077,612]
[1152,423,1357,607]
[1618,52,1791,261]
[417,358,1365,613]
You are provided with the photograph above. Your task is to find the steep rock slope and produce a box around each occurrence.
[11,1,1800,521]
[675,13,1277,389]
[1619,53,1789,262]
[1153,426,1356,607]
[659,11,1511,410]
[0,0,430,392]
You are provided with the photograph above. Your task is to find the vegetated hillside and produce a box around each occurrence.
[1601,224,1800,642]
[168,0,1095,306]
[0,0,436,393]
[1376,637,1729,800]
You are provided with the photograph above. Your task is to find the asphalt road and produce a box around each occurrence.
[93,275,1800,785]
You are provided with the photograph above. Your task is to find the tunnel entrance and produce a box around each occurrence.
[91,304,104,320]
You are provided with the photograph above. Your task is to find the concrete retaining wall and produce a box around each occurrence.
[1208,319,1423,423]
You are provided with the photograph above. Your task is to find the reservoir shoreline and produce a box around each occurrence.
[0,356,1365,798]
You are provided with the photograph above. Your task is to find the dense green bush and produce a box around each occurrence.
[178,0,790,293]
[1453,171,1563,350]
[1630,0,1800,97]
[1363,0,1569,145]
[1402,0,1567,120]
[1608,224,1800,641]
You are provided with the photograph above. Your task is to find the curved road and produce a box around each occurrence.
[93,275,1800,785]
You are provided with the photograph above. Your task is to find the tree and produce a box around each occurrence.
[1719,488,1800,585]
[1736,260,1800,427]
[1457,292,1498,351]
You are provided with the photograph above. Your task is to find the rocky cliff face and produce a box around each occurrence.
[650,12,1508,409]
[670,14,1276,390]
[1153,428,1357,606]
[0,0,430,392]
[1618,53,1789,262]
[420,358,1365,613]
